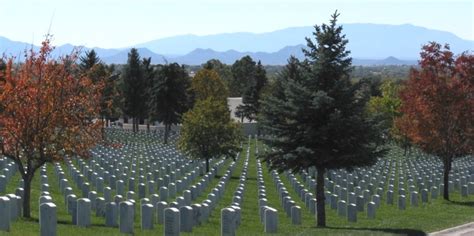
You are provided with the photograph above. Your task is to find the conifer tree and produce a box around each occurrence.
[121,48,147,132]
[258,12,385,227]
[230,56,257,97]
[142,57,155,132]
[236,61,268,123]
[79,49,101,71]
[149,63,190,143]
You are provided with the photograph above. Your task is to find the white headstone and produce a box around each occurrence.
[164,207,180,236]
[119,201,134,234]
[141,203,154,230]
[367,201,376,219]
[0,196,10,231]
[157,201,168,224]
[347,203,357,222]
[264,207,278,233]
[40,202,57,236]
[105,202,118,227]
[291,206,301,225]
[221,208,236,236]
[76,198,91,227]
[179,206,193,232]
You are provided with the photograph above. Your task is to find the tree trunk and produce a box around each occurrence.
[164,124,170,144]
[133,118,138,133]
[136,118,139,132]
[146,119,150,133]
[316,167,326,227]
[22,174,33,218]
[205,157,210,173]
[443,157,452,200]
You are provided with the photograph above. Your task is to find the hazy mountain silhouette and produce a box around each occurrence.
[1,23,472,65]
[135,23,473,59]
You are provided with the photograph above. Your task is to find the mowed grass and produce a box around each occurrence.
[0,137,473,236]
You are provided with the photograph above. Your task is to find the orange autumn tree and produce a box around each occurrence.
[0,38,103,217]
[395,42,473,201]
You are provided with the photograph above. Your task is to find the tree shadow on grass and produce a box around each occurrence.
[214,175,240,180]
[448,200,474,207]
[245,177,257,181]
[24,217,111,228]
[57,220,108,228]
[21,217,39,223]
[322,226,426,236]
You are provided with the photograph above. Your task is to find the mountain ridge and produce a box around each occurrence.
[1,23,472,65]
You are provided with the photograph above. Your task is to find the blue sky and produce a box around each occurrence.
[0,0,472,48]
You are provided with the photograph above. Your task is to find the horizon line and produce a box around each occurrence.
[1,22,472,50]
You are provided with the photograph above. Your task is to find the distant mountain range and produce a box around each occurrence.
[1,23,472,65]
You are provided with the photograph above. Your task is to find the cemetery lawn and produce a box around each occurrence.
[1,138,474,236]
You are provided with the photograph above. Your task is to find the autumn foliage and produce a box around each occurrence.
[395,42,474,200]
[0,38,103,217]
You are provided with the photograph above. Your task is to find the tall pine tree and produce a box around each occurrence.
[79,49,101,72]
[121,48,147,132]
[258,11,385,227]
[230,56,256,97]
[236,61,268,123]
[149,63,190,143]
[142,57,155,132]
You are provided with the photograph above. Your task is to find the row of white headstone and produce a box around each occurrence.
[0,193,22,232]
[220,143,250,236]
[256,150,278,233]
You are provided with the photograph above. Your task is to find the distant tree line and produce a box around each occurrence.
[84,50,272,133]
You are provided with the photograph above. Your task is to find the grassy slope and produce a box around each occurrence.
[1,138,473,236]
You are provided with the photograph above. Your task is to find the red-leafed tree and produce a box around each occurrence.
[396,42,473,200]
[0,38,103,217]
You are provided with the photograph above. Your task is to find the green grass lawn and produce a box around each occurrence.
[1,137,473,236]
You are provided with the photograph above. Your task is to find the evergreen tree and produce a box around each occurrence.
[149,63,190,143]
[271,56,306,101]
[79,49,101,72]
[236,60,268,122]
[78,49,118,137]
[142,57,155,132]
[258,12,385,227]
[121,48,147,132]
[230,56,257,97]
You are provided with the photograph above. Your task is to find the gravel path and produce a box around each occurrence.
[430,222,474,236]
